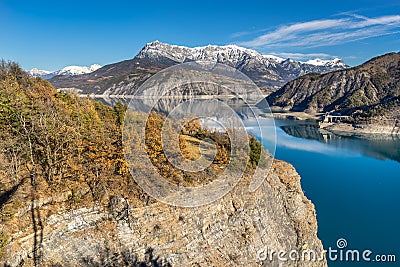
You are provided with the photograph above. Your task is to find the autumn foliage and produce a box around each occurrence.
[0,61,145,215]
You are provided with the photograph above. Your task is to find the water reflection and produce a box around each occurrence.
[276,120,400,163]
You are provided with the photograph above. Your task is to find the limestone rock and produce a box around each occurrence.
[2,161,326,267]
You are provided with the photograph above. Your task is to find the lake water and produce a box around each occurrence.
[246,118,400,266]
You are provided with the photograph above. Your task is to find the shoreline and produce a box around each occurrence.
[320,122,400,138]
[265,108,400,138]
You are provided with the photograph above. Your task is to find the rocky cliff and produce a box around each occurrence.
[1,160,326,267]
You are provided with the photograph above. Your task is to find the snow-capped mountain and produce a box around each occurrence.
[303,58,346,68]
[27,68,54,79]
[134,41,348,92]
[137,40,346,69]
[49,41,348,96]
[137,41,280,66]
[27,64,102,79]
[53,64,102,76]
[262,54,285,63]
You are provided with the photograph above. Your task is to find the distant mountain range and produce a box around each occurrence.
[136,41,347,70]
[27,64,102,79]
[267,52,400,122]
[45,41,348,95]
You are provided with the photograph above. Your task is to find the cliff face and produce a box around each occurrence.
[2,160,326,267]
[267,52,400,123]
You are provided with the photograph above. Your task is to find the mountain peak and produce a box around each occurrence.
[56,64,102,76]
[137,41,347,69]
[304,58,346,68]
[137,40,266,65]
[28,68,52,76]
[27,64,102,79]
[262,54,285,63]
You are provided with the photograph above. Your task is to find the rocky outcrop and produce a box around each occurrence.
[1,161,326,267]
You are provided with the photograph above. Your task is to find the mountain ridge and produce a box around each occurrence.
[137,40,346,68]
[48,41,348,95]
[266,52,400,123]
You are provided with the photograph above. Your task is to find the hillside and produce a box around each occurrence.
[48,41,347,96]
[267,52,400,123]
[0,61,326,266]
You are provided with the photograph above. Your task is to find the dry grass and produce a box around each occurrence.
[179,134,215,160]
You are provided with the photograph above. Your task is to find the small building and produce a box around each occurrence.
[321,112,350,123]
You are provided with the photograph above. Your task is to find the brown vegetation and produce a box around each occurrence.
[0,61,267,262]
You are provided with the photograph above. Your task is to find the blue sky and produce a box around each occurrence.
[1,0,400,70]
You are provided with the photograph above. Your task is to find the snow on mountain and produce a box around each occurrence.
[28,68,52,76]
[137,40,286,68]
[137,40,347,70]
[27,64,102,79]
[48,41,349,96]
[54,64,102,76]
[132,41,349,94]
[137,40,274,66]
[27,68,54,79]
[262,54,285,63]
[303,58,346,68]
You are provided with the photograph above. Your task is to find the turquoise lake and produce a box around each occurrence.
[246,118,400,266]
